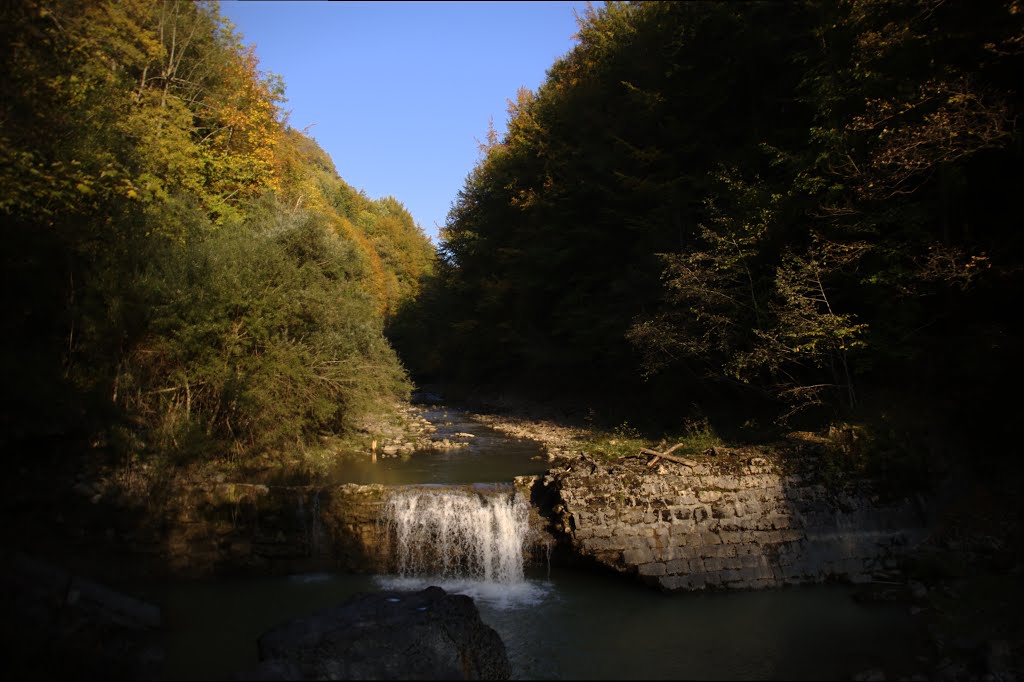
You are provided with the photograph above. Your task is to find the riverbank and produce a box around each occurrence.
[421,388,1024,680]
[4,392,1022,680]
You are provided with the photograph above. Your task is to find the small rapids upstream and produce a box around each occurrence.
[382,485,530,584]
[326,407,549,485]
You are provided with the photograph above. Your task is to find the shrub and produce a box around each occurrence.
[119,206,410,462]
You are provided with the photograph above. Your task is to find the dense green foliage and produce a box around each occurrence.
[1,0,433,463]
[4,0,1021,477]
[397,0,1022,452]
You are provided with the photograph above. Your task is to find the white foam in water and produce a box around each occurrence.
[374,575,552,611]
[380,486,550,609]
[383,486,530,583]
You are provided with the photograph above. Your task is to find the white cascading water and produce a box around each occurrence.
[382,486,529,584]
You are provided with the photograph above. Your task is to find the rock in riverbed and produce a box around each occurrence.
[3,552,163,680]
[244,586,510,680]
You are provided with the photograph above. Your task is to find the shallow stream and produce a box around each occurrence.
[327,407,550,485]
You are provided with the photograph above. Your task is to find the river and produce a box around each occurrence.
[153,405,924,680]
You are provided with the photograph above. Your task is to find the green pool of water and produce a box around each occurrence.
[152,567,923,680]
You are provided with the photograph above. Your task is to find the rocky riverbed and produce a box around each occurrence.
[467,411,587,459]
[349,402,473,458]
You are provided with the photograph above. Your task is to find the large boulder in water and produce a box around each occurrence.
[248,586,510,680]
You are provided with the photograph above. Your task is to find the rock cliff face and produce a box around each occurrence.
[519,454,930,591]
[158,483,391,577]
[154,477,536,577]
[82,454,931,592]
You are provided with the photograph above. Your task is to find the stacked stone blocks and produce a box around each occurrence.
[536,455,927,592]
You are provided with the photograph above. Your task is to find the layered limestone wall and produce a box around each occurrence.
[518,453,930,591]
[158,483,392,577]
[154,482,537,578]
[111,454,930,588]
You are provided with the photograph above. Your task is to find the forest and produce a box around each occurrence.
[2,0,434,475]
[3,0,1022,483]
[392,0,1023,474]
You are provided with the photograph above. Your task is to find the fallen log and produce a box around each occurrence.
[641,444,697,468]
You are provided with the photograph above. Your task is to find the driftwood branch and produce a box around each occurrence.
[642,444,697,468]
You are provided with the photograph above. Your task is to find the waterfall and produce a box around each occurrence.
[310,490,324,556]
[297,490,325,557]
[383,486,529,583]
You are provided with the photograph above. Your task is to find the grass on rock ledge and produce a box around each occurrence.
[579,417,725,463]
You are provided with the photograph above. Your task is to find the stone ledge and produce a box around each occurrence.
[537,455,930,591]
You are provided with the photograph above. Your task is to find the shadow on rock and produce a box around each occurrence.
[241,585,510,680]
[1,551,163,680]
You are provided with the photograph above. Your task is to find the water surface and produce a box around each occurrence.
[155,407,921,680]
[328,408,550,485]
[154,568,920,680]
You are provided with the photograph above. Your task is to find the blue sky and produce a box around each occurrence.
[219,0,593,242]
